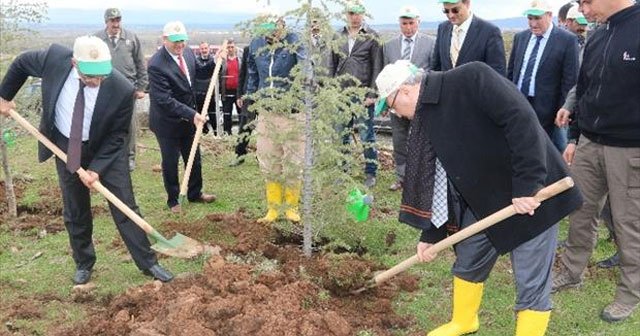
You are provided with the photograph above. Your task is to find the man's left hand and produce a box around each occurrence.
[364,97,376,107]
[512,197,540,216]
[79,170,100,190]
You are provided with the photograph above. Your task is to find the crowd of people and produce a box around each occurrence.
[0,0,637,334]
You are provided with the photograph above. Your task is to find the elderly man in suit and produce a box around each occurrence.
[376,60,582,336]
[431,0,506,75]
[148,21,218,213]
[0,36,173,284]
[508,0,579,152]
[381,5,435,191]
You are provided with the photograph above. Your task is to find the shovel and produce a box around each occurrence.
[179,40,228,205]
[351,176,575,294]
[7,108,206,259]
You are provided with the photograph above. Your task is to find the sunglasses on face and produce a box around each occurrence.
[443,7,461,14]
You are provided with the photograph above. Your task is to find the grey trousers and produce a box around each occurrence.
[561,137,640,305]
[126,99,142,164]
[450,185,557,311]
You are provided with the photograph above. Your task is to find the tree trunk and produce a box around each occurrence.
[301,0,315,257]
[1,121,18,218]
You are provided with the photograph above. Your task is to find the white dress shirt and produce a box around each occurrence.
[451,14,474,54]
[401,33,417,60]
[166,47,191,86]
[54,68,99,141]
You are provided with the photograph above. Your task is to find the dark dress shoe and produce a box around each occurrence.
[73,269,92,285]
[143,264,174,282]
[190,193,216,203]
[170,204,182,213]
[597,252,620,269]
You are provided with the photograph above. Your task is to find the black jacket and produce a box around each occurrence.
[431,16,506,76]
[400,62,583,254]
[148,46,215,137]
[575,4,640,147]
[0,44,135,175]
[331,24,383,92]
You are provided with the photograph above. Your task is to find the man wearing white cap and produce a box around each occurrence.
[432,0,506,75]
[148,21,219,213]
[375,60,582,335]
[381,5,435,192]
[507,0,579,152]
[565,4,589,46]
[0,36,173,284]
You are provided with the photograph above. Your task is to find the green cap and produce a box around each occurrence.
[163,21,189,42]
[254,22,277,36]
[438,0,462,4]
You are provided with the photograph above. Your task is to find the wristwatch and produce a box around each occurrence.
[567,139,578,145]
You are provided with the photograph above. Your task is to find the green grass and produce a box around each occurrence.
[1,131,638,335]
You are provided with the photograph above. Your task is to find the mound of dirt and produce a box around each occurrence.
[57,210,422,336]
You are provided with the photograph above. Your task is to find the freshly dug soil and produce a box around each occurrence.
[57,210,422,336]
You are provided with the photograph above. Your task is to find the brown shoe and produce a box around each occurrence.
[191,193,217,203]
[170,204,182,213]
[389,181,403,191]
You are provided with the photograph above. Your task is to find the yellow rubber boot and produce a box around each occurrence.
[427,276,483,336]
[258,182,282,224]
[514,310,550,336]
[284,183,301,222]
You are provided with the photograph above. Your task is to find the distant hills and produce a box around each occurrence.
[38,8,529,31]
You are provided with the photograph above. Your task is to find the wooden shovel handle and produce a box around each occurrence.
[179,40,228,199]
[373,177,575,285]
[8,108,155,234]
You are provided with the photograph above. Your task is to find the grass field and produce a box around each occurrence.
[0,126,637,335]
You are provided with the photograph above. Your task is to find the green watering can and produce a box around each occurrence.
[346,188,374,222]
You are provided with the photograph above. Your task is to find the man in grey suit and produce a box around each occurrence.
[381,5,435,191]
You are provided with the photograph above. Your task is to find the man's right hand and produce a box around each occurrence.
[555,108,571,127]
[563,143,577,166]
[193,113,207,127]
[0,97,16,116]
[417,242,438,262]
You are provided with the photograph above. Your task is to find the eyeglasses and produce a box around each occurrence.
[388,89,400,112]
[442,7,461,14]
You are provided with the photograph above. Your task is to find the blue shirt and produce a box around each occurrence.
[517,24,553,96]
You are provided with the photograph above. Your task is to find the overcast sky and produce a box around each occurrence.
[44,0,576,23]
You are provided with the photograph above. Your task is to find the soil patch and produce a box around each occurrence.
[57,210,422,335]
[1,182,65,235]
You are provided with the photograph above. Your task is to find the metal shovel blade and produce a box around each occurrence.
[151,233,205,259]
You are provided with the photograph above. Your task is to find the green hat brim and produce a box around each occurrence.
[400,14,419,19]
[167,34,189,42]
[77,60,112,76]
[374,98,388,116]
[347,5,365,14]
[575,17,588,25]
[438,0,461,3]
[524,9,547,16]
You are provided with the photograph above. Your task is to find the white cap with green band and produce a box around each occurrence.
[523,0,553,16]
[163,21,189,42]
[73,36,112,76]
[374,60,419,115]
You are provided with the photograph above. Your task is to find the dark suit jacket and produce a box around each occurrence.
[431,16,506,76]
[0,44,135,175]
[148,46,214,138]
[402,62,582,253]
[508,26,579,132]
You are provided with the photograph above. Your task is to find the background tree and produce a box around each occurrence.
[0,0,48,218]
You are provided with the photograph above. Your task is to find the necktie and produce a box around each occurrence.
[110,35,117,48]
[431,159,448,227]
[401,38,412,60]
[450,26,462,67]
[520,35,544,97]
[67,80,86,172]
[177,54,187,76]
